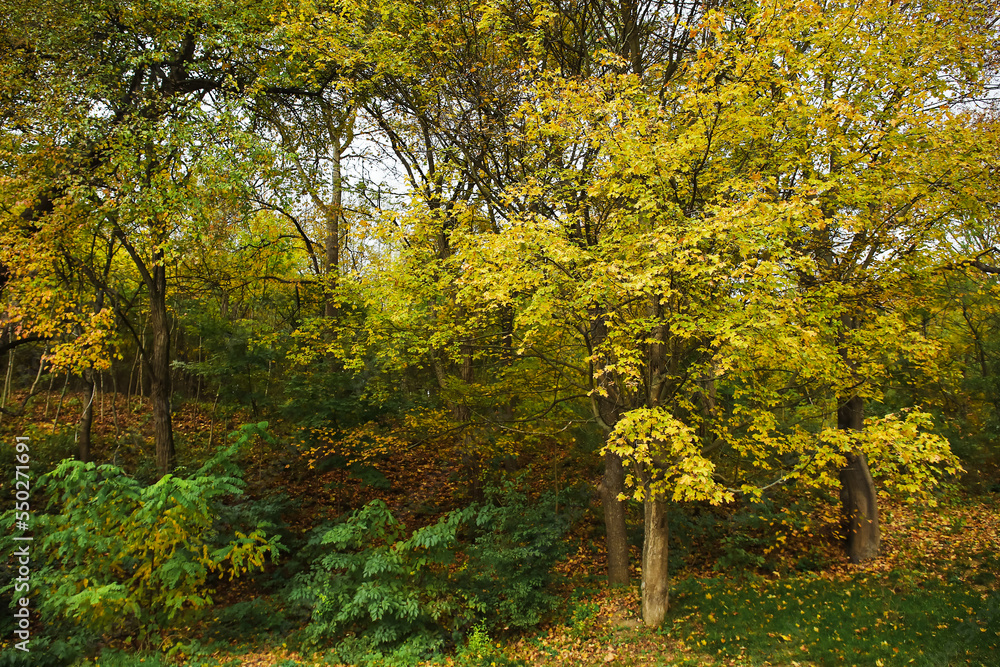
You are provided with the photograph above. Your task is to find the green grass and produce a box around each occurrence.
[76,648,171,667]
[666,571,1000,666]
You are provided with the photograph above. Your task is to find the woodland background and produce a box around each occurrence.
[0,0,999,665]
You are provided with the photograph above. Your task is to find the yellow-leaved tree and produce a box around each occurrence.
[458,0,997,625]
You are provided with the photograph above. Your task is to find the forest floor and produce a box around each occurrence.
[2,392,999,666]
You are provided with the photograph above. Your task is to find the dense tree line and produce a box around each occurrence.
[1,0,998,629]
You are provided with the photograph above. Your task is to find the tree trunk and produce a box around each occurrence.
[641,497,670,626]
[838,394,879,562]
[148,269,175,478]
[323,131,342,318]
[319,103,353,318]
[78,371,96,463]
[591,308,631,585]
[602,449,630,585]
[621,0,643,76]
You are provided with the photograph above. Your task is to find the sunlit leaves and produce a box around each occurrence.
[605,407,733,504]
[450,0,998,519]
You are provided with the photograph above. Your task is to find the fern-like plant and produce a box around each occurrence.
[288,481,573,664]
[31,423,281,645]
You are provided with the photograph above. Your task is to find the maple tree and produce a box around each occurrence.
[456,0,996,625]
[272,0,528,501]
[279,0,715,582]
[267,0,998,598]
[0,0,998,655]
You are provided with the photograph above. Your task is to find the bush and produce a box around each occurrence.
[288,499,467,663]
[208,597,300,644]
[457,484,569,633]
[5,423,281,646]
[0,634,82,667]
[214,491,297,587]
[287,483,571,664]
[0,424,76,504]
[454,624,525,667]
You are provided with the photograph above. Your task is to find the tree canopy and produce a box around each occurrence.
[1,0,998,644]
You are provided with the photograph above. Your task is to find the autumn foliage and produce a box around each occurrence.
[1,0,999,664]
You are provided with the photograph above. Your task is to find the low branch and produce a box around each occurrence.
[0,335,49,356]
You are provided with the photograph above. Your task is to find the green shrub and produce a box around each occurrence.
[289,499,468,663]
[457,484,569,633]
[0,634,82,667]
[454,624,525,667]
[287,484,571,664]
[209,597,301,644]
[0,424,75,503]
[11,423,281,646]
[213,491,296,587]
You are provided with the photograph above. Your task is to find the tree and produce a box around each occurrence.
[329,0,713,582]
[0,0,279,475]
[459,0,994,625]
[274,0,545,500]
[760,0,998,562]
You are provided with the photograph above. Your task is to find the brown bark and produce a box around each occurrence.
[78,372,96,463]
[591,309,631,585]
[838,394,879,563]
[641,497,670,626]
[148,267,175,478]
[621,0,643,76]
[323,130,343,318]
[641,293,671,615]
[601,448,630,585]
